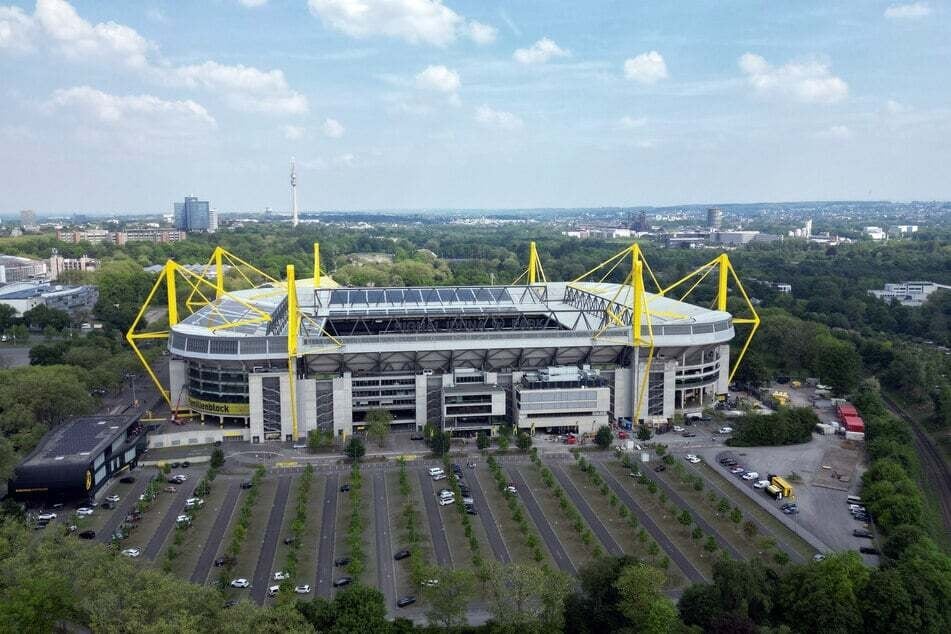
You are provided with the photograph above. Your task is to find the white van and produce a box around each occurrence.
[438,495,455,506]
[438,489,454,501]
[847,495,862,505]
[428,467,444,477]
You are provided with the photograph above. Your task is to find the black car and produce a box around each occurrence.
[859,546,880,555]
[171,462,180,468]
[240,482,254,490]
[100,501,114,509]
[682,432,697,438]
[334,556,351,567]
[465,506,478,515]
[853,529,873,539]
[396,596,416,608]
[283,537,295,545]
[394,549,411,561]
[333,577,353,587]
[78,530,96,539]
[214,556,235,567]
[410,434,424,441]
[653,464,666,472]
[340,483,351,492]
[718,457,731,464]
[119,476,136,484]
[181,461,191,468]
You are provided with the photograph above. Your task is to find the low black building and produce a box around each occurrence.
[8,414,148,502]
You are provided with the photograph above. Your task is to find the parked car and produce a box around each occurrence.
[859,546,880,555]
[333,577,353,587]
[230,578,250,588]
[214,556,236,567]
[339,483,351,492]
[505,485,517,494]
[427,467,444,477]
[465,505,478,515]
[410,434,424,441]
[106,495,120,503]
[267,585,280,598]
[742,471,760,481]
[240,482,254,490]
[100,502,114,510]
[718,427,733,434]
[76,507,95,516]
[294,584,311,594]
[171,462,180,469]
[394,549,411,561]
[184,497,204,509]
[687,456,701,464]
[812,553,826,562]
[164,486,177,493]
[682,431,697,437]
[334,556,350,567]
[274,571,290,581]
[672,425,685,432]
[397,596,416,608]
[462,495,474,505]
[181,461,191,468]
[853,529,873,539]
[37,512,57,521]
[653,464,666,472]
[753,480,770,489]
[283,537,295,545]
[432,473,446,481]
[729,467,745,475]
[438,496,455,506]
[176,514,191,526]
[121,548,141,558]
[78,530,96,539]
[119,476,136,484]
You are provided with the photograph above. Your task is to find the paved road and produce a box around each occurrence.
[508,467,575,575]
[315,474,339,598]
[191,480,241,583]
[594,463,707,583]
[550,464,624,557]
[417,470,452,566]
[624,459,742,560]
[143,476,198,560]
[98,476,151,543]
[373,472,397,609]
[465,469,511,563]
[251,476,292,602]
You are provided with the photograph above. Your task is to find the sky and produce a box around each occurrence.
[0,0,949,214]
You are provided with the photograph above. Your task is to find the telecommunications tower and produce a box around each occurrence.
[290,157,299,227]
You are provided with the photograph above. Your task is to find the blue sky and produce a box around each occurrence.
[1,0,949,214]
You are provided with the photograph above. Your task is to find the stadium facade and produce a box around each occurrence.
[129,244,758,443]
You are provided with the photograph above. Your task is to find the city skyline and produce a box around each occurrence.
[1,1,949,213]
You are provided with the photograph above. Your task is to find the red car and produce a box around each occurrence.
[617,431,628,439]
[565,435,577,445]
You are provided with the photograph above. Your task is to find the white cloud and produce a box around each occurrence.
[738,53,848,104]
[466,20,496,45]
[239,0,269,7]
[308,0,462,46]
[145,8,167,24]
[1,0,308,116]
[475,105,523,130]
[322,117,345,138]
[46,85,216,129]
[884,2,931,18]
[0,6,36,52]
[619,116,647,129]
[513,37,569,64]
[283,125,305,140]
[623,51,668,84]
[817,125,852,139]
[415,64,460,92]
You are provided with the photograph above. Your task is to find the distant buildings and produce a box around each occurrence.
[664,230,781,249]
[788,219,813,238]
[706,207,723,230]
[19,209,38,232]
[863,226,886,241]
[0,281,98,316]
[869,281,948,307]
[57,228,186,245]
[48,252,99,279]
[888,225,918,238]
[0,255,47,284]
[174,196,215,233]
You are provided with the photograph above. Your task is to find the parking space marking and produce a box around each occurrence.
[550,463,624,557]
[251,476,292,602]
[417,470,452,566]
[315,474,339,598]
[465,469,511,563]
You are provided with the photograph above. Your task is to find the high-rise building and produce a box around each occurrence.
[208,207,218,234]
[174,196,211,232]
[706,207,723,230]
[19,209,38,231]
[290,158,299,227]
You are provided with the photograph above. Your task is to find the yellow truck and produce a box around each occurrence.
[771,476,794,498]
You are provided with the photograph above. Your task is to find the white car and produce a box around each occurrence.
[176,514,191,525]
[76,507,94,516]
[173,474,188,481]
[106,495,121,503]
[438,496,455,506]
[673,426,685,432]
[422,578,439,587]
[294,584,311,594]
[121,548,141,558]
[432,473,446,481]
[184,497,204,509]
[267,585,280,597]
[505,485,517,494]
[274,571,290,581]
[718,427,733,434]
[753,480,770,489]
[742,471,760,481]
[427,467,444,477]
[37,512,57,521]
[685,454,697,461]
[230,578,250,588]
[687,456,701,464]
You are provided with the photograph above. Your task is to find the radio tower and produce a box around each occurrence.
[290,157,299,227]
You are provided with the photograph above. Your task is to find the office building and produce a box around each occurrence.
[0,282,99,316]
[48,252,99,279]
[174,196,212,232]
[0,255,48,284]
[19,209,38,231]
[706,207,723,230]
[869,281,948,307]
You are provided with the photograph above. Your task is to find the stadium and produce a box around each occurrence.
[129,244,758,444]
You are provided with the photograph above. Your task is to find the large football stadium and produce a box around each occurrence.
[128,243,758,443]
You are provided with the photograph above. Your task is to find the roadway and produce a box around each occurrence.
[143,473,199,560]
[373,472,397,609]
[251,476,292,602]
[315,474,339,598]
[508,467,575,575]
[594,463,707,583]
[191,480,241,583]
[465,468,511,563]
[550,463,624,557]
[97,476,151,543]
[417,470,452,566]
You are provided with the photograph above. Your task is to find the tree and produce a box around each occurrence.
[780,552,869,634]
[476,431,489,451]
[365,409,392,448]
[614,563,680,633]
[595,425,614,450]
[430,431,451,457]
[210,447,225,469]
[637,426,652,441]
[421,568,474,629]
[344,436,365,461]
[515,432,533,452]
[327,584,388,634]
[496,434,509,452]
[677,509,692,527]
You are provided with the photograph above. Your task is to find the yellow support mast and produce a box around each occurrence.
[528,241,538,285]
[286,264,300,440]
[313,242,321,288]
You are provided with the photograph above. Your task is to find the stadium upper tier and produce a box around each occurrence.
[168,280,735,360]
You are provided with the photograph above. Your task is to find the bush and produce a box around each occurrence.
[728,407,820,446]
[595,425,614,449]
